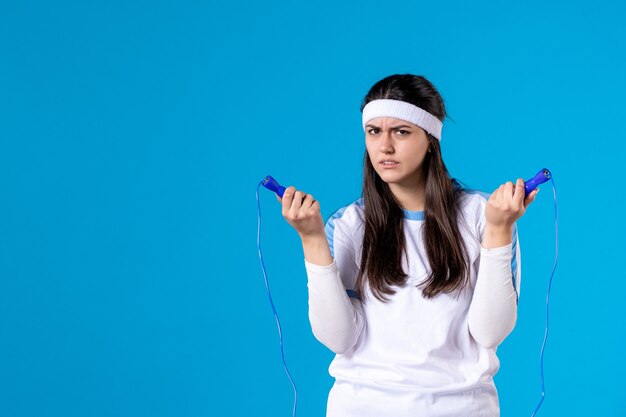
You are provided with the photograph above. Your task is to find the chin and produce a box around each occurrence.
[377,173,404,183]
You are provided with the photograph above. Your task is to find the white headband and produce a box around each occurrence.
[362,99,443,141]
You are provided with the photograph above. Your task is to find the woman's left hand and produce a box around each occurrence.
[485,178,539,228]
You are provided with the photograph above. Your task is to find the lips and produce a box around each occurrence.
[379,160,399,169]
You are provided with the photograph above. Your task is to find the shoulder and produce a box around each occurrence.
[453,181,491,243]
[458,187,490,216]
[453,177,490,214]
[454,181,520,247]
[324,197,364,235]
[323,197,364,257]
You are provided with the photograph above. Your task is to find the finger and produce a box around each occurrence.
[513,178,525,206]
[504,181,514,200]
[523,188,539,208]
[302,193,315,210]
[290,190,306,212]
[276,194,281,203]
[529,188,539,201]
[493,184,504,202]
[282,186,296,213]
[489,188,497,203]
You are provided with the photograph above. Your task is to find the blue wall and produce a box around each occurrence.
[1,0,624,416]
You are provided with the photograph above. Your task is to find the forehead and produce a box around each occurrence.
[365,117,419,128]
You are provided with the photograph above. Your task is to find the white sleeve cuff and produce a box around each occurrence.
[304,258,336,272]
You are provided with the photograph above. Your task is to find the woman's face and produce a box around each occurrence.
[365,117,430,188]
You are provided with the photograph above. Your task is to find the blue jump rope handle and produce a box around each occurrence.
[263,169,551,199]
[524,168,551,196]
[261,175,287,198]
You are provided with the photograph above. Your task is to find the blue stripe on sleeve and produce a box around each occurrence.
[324,200,363,301]
[324,203,353,259]
[346,289,361,300]
[511,222,519,304]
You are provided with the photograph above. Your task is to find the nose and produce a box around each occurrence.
[380,131,394,152]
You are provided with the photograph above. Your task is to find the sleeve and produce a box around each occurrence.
[304,213,365,354]
[468,217,521,350]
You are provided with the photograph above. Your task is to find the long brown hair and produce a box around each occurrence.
[356,74,470,303]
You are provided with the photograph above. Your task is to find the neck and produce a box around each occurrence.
[388,176,426,211]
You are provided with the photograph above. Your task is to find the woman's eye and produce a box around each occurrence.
[367,128,409,135]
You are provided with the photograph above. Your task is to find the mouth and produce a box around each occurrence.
[379,161,399,168]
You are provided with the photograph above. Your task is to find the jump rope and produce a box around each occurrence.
[256,168,558,417]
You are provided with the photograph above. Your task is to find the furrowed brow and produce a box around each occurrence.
[365,124,413,129]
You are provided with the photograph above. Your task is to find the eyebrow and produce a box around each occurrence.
[365,124,413,129]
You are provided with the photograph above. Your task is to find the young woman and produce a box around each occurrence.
[276,74,538,417]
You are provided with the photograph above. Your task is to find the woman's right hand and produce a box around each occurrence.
[276,186,325,239]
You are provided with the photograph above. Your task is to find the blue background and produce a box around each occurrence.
[1,0,625,416]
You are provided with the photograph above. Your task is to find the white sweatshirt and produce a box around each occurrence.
[305,188,521,417]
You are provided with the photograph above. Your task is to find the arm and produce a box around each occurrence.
[302,232,365,355]
[467,223,520,349]
[275,186,365,354]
